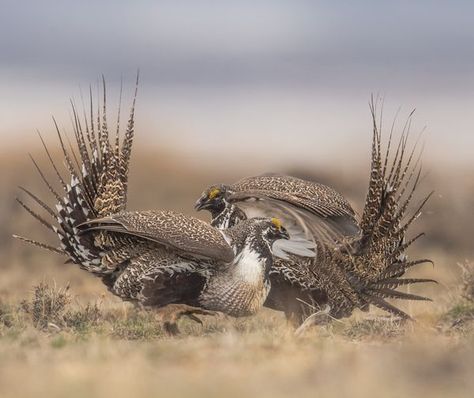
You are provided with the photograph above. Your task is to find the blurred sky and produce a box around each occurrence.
[1,0,473,169]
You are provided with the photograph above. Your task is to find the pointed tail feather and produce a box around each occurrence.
[14,76,139,275]
[360,293,412,320]
[346,98,434,318]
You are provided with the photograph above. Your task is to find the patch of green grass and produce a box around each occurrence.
[459,261,474,302]
[0,301,29,339]
[440,301,474,334]
[110,309,164,340]
[343,317,405,340]
[0,301,14,328]
[21,282,71,330]
[50,334,68,349]
[444,302,474,320]
[17,282,107,336]
[65,302,103,334]
[5,282,179,340]
[7,280,474,346]
[438,262,474,335]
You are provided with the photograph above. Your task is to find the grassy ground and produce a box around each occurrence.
[1,277,474,398]
[1,148,473,398]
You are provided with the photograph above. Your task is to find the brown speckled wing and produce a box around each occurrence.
[81,210,235,263]
[228,176,360,243]
[230,175,356,220]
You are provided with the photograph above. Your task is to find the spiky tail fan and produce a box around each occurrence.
[14,76,139,275]
[346,98,435,319]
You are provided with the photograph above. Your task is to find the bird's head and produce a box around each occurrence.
[239,217,290,250]
[265,217,290,243]
[194,184,231,215]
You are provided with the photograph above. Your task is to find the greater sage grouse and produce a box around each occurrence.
[14,81,292,333]
[195,102,435,324]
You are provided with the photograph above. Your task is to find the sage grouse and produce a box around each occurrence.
[195,102,435,324]
[13,81,292,333]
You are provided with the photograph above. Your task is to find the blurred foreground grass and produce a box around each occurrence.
[1,276,474,398]
[0,146,473,398]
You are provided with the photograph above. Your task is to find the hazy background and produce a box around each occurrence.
[1,4,474,398]
[0,0,473,275]
[1,0,474,169]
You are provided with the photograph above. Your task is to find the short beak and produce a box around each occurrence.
[278,227,290,241]
[194,196,210,211]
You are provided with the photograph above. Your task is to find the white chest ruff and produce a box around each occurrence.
[233,246,265,285]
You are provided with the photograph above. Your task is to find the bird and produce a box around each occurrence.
[195,99,435,325]
[13,78,292,334]
[195,175,359,259]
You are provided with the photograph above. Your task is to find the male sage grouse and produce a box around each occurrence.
[13,80,293,334]
[195,100,435,326]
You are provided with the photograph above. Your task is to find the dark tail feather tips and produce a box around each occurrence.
[16,80,137,272]
[353,105,434,317]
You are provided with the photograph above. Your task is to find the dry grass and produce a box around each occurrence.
[0,280,473,398]
[459,261,474,302]
[1,147,473,398]
[437,261,474,336]
[21,282,71,330]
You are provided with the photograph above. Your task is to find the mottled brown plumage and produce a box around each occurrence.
[82,210,235,263]
[196,99,435,322]
[231,175,356,220]
[14,79,290,329]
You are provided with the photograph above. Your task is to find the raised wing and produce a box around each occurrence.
[225,177,359,259]
[80,210,235,263]
[231,175,356,219]
[229,176,360,240]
